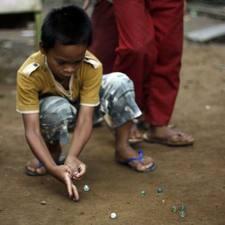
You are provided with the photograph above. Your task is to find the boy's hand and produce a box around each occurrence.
[65,157,86,181]
[51,165,79,201]
[63,170,79,201]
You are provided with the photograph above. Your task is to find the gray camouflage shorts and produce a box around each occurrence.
[40,72,142,144]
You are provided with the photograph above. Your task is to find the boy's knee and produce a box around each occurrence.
[40,96,77,144]
[105,72,134,92]
[40,96,76,126]
[103,73,136,107]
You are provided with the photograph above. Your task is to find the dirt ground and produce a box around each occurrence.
[0,7,225,225]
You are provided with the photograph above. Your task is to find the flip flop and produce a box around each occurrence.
[143,131,194,147]
[128,124,143,144]
[118,150,156,172]
[128,137,143,144]
[25,155,66,176]
[25,160,46,176]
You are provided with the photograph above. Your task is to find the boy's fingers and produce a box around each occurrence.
[64,172,73,197]
[64,171,79,201]
[65,166,72,174]
[72,164,86,180]
[77,164,86,176]
[72,175,81,181]
[79,164,86,175]
[71,184,79,201]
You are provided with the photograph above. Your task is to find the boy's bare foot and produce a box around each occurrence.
[25,143,64,176]
[25,155,66,176]
[128,123,143,144]
[25,159,47,176]
[143,126,194,146]
[115,146,155,172]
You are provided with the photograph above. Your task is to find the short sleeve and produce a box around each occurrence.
[16,72,40,113]
[79,64,103,106]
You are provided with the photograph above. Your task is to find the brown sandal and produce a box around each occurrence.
[143,129,194,147]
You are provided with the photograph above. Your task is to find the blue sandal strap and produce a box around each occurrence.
[122,150,144,163]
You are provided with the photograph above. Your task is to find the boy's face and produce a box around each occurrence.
[41,42,87,81]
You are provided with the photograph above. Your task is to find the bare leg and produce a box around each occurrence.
[47,141,62,162]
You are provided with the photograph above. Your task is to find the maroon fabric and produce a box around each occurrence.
[90,0,118,73]
[90,0,184,126]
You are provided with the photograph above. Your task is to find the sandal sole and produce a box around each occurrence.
[143,133,194,147]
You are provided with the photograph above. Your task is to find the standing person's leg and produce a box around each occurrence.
[91,0,153,142]
[111,0,156,143]
[89,0,118,73]
[113,0,157,109]
[99,72,156,172]
[143,0,194,146]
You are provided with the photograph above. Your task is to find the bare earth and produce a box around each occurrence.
[0,24,225,225]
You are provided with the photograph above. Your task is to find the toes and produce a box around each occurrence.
[36,166,47,175]
[129,156,155,172]
[26,159,46,175]
[141,156,155,171]
[26,165,35,173]
[174,131,194,143]
[130,161,146,172]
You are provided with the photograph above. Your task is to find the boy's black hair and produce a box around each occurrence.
[41,5,92,50]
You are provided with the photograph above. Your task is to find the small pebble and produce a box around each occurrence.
[83,184,90,192]
[140,190,146,196]
[156,187,163,194]
[205,105,211,110]
[179,210,186,218]
[110,212,117,219]
[162,199,165,204]
[171,205,177,213]
[179,204,186,211]
[40,200,47,205]
[178,204,186,218]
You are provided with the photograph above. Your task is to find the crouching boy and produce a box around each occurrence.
[16,5,155,201]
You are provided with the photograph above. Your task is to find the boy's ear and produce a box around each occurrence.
[39,42,46,55]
